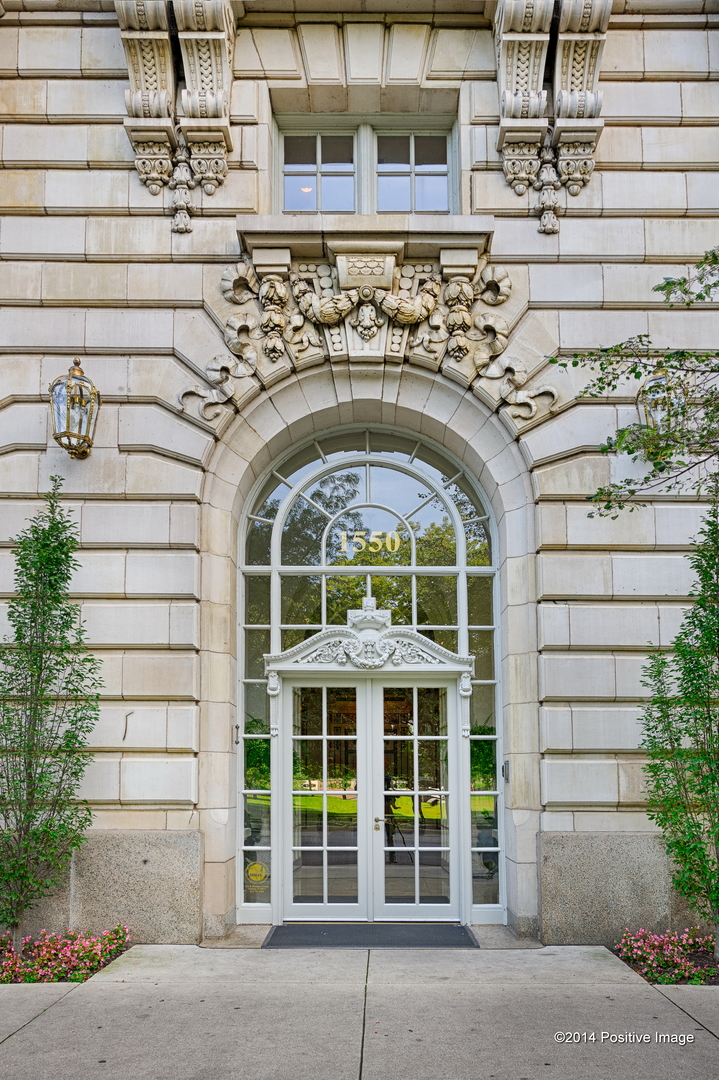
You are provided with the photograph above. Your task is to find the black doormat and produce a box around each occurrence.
[262,923,478,948]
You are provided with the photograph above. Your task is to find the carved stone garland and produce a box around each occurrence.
[179,256,557,424]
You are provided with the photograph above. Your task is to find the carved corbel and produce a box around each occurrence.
[115,1,177,194]
[172,0,235,194]
[492,0,554,195]
[552,0,611,196]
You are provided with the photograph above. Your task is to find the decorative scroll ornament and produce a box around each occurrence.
[178,351,256,420]
[265,599,475,676]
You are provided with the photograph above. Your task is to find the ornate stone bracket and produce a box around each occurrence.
[492,0,610,232]
[173,0,235,195]
[115,1,177,196]
[115,0,237,230]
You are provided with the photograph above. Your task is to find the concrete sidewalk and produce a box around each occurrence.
[0,943,717,1080]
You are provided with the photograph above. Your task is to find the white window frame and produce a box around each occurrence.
[274,117,459,215]
[236,427,503,926]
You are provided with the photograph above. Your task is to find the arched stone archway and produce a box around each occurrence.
[196,362,539,938]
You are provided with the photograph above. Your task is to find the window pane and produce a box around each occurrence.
[245,576,270,624]
[327,796,358,846]
[414,135,447,168]
[293,849,323,903]
[418,794,448,847]
[415,515,456,566]
[293,739,323,789]
[417,688,447,736]
[419,850,450,903]
[418,740,448,790]
[284,175,316,212]
[327,740,357,789]
[470,682,495,733]
[378,174,411,212]
[244,684,269,734]
[469,630,494,679]
[326,575,367,624]
[384,688,413,736]
[384,740,414,790]
[378,135,410,169]
[245,629,270,678]
[418,628,458,652]
[468,576,492,626]
[472,851,499,904]
[282,628,319,650]
[470,738,497,791]
[385,850,415,903]
[284,135,316,167]
[243,850,271,904]
[244,794,271,846]
[282,575,321,624]
[415,174,448,212]
[293,687,322,736]
[327,850,358,903]
[293,794,323,846]
[321,174,354,212]
[416,576,457,625]
[246,520,272,566]
[244,738,271,789]
[327,687,357,736]
[471,795,498,839]
[371,576,411,624]
[322,135,353,168]
[466,521,491,566]
[385,794,414,848]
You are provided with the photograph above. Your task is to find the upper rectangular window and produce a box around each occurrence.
[281,129,451,214]
[377,134,448,213]
[283,134,355,213]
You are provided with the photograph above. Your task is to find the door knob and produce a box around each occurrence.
[374,817,383,822]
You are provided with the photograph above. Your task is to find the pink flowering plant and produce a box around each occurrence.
[615,927,716,984]
[0,924,129,983]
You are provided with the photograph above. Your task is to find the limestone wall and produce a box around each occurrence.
[0,0,717,943]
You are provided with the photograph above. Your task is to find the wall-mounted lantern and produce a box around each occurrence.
[49,360,101,459]
[637,370,677,431]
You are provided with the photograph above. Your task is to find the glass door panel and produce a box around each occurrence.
[373,684,458,920]
[283,679,459,921]
[285,684,367,919]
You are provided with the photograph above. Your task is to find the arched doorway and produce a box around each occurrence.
[237,427,502,924]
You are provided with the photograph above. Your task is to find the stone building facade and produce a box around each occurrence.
[0,0,717,944]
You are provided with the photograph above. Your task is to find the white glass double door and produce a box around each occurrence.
[282,678,460,921]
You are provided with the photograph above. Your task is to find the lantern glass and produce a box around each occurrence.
[638,373,673,431]
[49,362,101,458]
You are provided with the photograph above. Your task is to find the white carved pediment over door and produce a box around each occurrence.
[264,598,475,737]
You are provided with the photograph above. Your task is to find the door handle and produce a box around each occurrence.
[374,817,383,822]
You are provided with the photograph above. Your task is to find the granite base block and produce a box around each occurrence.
[13,831,204,945]
[539,832,671,946]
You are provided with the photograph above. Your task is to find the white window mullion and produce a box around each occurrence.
[356,123,374,214]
